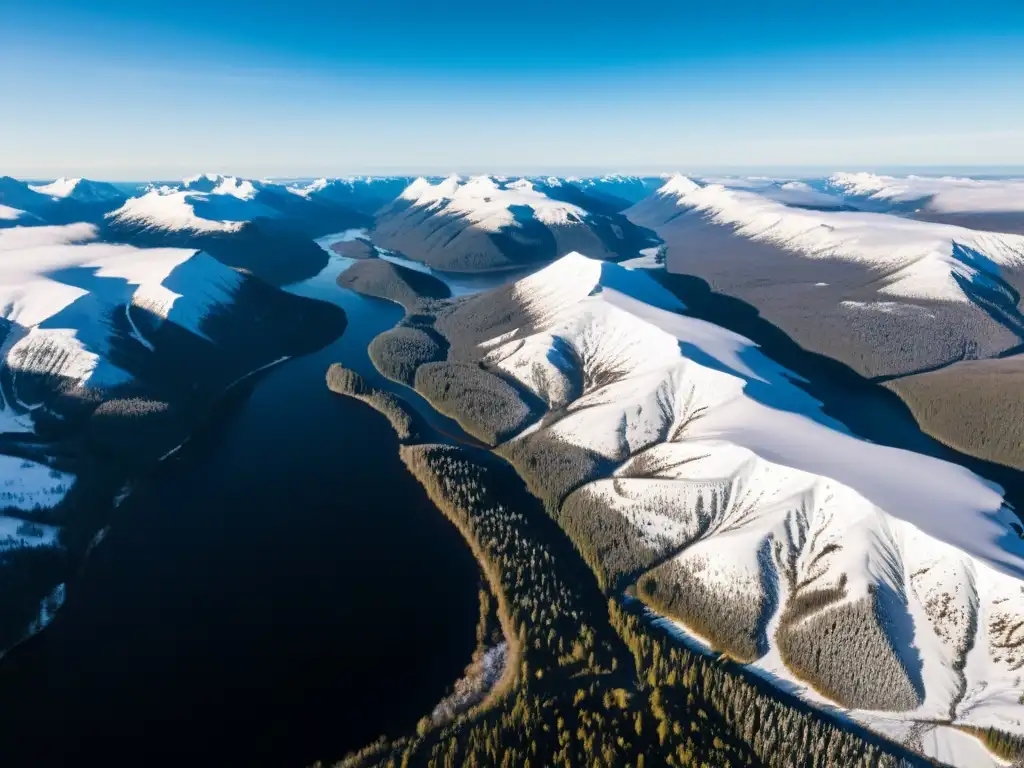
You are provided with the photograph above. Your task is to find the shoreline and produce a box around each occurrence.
[0,340,330,665]
[325,372,517,722]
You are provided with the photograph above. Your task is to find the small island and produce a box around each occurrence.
[330,238,378,260]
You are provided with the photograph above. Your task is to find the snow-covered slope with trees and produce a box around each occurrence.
[107,173,366,235]
[642,175,1024,305]
[0,218,346,657]
[626,176,1024,473]
[103,174,369,285]
[627,174,1024,374]
[394,253,1024,766]
[0,223,242,398]
[372,175,658,272]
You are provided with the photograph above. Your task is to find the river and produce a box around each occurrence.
[0,238,510,767]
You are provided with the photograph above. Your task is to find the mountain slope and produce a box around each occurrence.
[287,176,415,214]
[0,204,41,229]
[535,175,667,211]
[622,175,1024,378]
[1,176,127,225]
[104,175,371,285]
[372,175,657,272]
[0,177,56,220]
[355,252,1024,766]
[627,176,1024,471]
[827,172,1024,233]
[0,222,345,654]
[29,178,126,205]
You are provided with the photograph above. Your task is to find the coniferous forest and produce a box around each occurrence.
[321,382,931,768]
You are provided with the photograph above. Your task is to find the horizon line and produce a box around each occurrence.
[10,164,1024,183]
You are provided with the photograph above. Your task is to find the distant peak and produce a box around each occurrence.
[399,177,435,201]
[659,174,701,197]
[28,177,124,202]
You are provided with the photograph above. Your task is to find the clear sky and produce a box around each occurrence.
[2,0,1023,179]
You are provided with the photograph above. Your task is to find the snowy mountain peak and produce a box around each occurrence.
[209,176,260,200]
[647,176,1024,304]
[288,177,330,197]
[181,172,234,193]
[453,251,1024,756]
[659,174,702,197]
[826,171,890,197]
[107,187,251,234]
[28,177,125,203]
[510,252,685,321]
[399,177,435,201]
[397,174,589,229]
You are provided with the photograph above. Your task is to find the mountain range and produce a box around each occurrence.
[627,174,1024,471]
[2,168,1024,766]
[340,250,1024,767]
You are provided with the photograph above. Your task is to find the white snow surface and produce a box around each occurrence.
[0,456,72,518]
[107,185,268,233]
[829,172,1024,213]
[482,253,1024,764]
[397,175,590,230]
[0,224,240,386]
[655,175,1024,303]
[697,177,847,208]
[287,176,405,198]
[108,173,299,233]
[28,177,124,203]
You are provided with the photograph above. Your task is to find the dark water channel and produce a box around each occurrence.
[0,254,492,766]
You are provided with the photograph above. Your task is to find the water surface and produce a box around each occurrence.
[0,252,487,767]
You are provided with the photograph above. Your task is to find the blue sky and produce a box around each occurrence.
[2,0,1023,179]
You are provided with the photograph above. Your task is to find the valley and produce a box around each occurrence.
[1,172,1023,767]
[0,245,485,767]
[6,1,1024,764]
[326,238,1024,767]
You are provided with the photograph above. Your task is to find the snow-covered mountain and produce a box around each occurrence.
[109,182,279,235]
[0,221,345,655]
[628,175,1024,376]
[627,176,1024,473]
[29,177,126,205]
[396,252,1024,766]
[108,173,368,235]
[695,176,850,210]
[825,172,1024,234]
[827,172,1024,214]
[0,223,242,400]
[287,176,415,214]
[538,175,666,210]
[644,175,1024,306]
[104,174,370,285]
[372,175,658,272]
[0,177,56,221]
[1,176,128,226]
